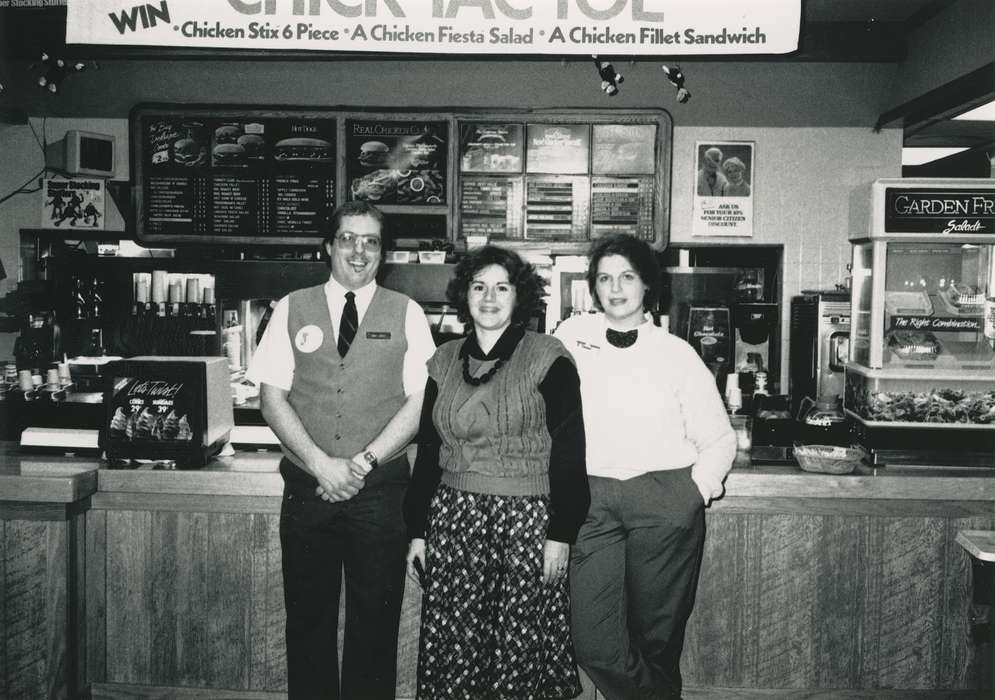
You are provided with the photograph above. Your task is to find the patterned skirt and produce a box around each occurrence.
[417,483,582,700]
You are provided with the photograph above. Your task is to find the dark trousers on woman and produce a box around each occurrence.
[570,468,705,700]
[279,456,409,700]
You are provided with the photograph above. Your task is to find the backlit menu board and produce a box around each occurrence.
[590,177,655,240]
[592,124,656,175]
[345,119,448,205]
[460,123,524,174]
[136,107,336,244]
[525,176,590,240]
[461,177,524,239]
[526,124,589,174]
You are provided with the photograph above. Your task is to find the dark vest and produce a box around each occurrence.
[284,283,408,471]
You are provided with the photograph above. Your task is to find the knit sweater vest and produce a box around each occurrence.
[284,284,408,468]
[428,330,569,497]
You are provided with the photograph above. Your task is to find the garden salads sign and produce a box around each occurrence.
[66,0,801,55]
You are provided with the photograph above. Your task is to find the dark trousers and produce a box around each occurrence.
[570,468,705,700]
[279,456,409,700]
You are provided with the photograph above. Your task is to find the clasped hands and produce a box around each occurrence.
[312,451,371,502]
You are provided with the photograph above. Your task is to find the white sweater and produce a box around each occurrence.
[554,313,736,502]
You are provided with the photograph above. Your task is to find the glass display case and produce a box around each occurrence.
[845,179,995,456]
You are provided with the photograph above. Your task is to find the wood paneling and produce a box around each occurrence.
[682,511,995,692]
[87,498,995,696]
[2,518,68,699]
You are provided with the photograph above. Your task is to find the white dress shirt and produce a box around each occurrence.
[246,276,435,396]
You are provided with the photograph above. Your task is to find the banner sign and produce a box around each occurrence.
[884,188,995,235]
[66,0,801,55]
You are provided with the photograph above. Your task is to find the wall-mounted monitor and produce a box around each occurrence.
[46,129,116,178]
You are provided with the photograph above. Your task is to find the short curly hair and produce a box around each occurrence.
[447,245,546,327]
[586,234,661,312]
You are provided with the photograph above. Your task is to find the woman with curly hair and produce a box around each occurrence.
[404,245,590,699]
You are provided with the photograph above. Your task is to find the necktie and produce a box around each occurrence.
[338,291,358,357]
[606,328,638,348]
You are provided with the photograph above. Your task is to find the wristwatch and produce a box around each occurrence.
[362,450,379,469]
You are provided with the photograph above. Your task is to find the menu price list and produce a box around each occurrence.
[144,174,334,238]
[525,177,589,241]
[461,177,524,239]
[146,177,210,236]
[275,176,336,234]
[590,177,655,240]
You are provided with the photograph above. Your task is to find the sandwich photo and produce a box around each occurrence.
[173,137,206,166]
[236,133,265,157]
[213,142,247,164]
[273,136,333,161]
[214,124,242,143]
[358,140,390,169]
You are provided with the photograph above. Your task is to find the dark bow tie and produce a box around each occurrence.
[606,328,638,348]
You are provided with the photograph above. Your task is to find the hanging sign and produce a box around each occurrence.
[66,0,801,55]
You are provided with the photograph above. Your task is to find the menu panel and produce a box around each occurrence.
[592,124,656,175]
[525,176,590,240]
[526,124,589,174]
[460,122,524,174]
[461,176,524,239]
[137,109,336,242]
[590,176,655,240]
[345,119,448,205]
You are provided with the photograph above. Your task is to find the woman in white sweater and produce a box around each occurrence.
[554,233,736,700]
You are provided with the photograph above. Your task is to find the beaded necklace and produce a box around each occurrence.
[462,352,506,386]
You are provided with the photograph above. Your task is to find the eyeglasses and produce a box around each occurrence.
[335,232,382,252]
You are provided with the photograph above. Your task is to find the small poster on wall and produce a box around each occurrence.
[42,178,106,230]
[692,141,754,237]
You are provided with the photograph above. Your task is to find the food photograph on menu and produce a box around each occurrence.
[526,123,589,174]
[346,119,448,205]
[592,124,657,175]
[459,122,524,173]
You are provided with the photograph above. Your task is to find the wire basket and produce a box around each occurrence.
[793,444,864,474]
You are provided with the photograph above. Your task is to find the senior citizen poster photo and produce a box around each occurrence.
[692,141,755,237]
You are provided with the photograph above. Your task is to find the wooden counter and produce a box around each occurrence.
[4,448,995,698]
[1,452,99,700]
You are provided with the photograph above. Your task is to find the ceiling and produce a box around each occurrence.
[804,0,995,158]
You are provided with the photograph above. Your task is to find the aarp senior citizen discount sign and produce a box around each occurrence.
[67,0,801,55]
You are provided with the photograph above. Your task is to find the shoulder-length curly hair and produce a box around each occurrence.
[447,245,546,327]
[586,233,661,312]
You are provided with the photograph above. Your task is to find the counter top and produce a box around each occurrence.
[2,444,994,504]
[0,449,101,503]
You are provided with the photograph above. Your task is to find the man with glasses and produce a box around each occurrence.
[248,200,435,699]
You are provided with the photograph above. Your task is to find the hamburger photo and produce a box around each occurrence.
[273,137,333,162]
[214,124,242,143]
[358,140,390,169]
[213,142,247,165]
[236,133,265,158]
[173,137,205,166]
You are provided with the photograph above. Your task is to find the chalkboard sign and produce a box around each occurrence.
[133,105,339,245]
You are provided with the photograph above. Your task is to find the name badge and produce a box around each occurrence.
[366,331,391,340]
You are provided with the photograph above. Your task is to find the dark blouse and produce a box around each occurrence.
[403,326,589,544]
